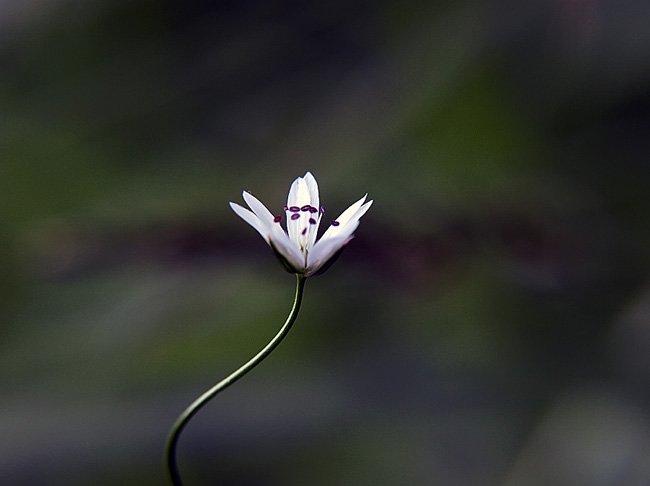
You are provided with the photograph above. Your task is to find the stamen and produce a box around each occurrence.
[309,206,318,213]
[319,207,325,215]
[289,206,300,212]
[273,216,282,223]
[331,220,340,226]
[309,218,317,225]
[283,205,288,211]
[301,228,307,235]
[300,205,311,212]
[291,213,300,220]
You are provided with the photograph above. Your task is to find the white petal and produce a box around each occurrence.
[231,201,304,271]
[319,197,372,244]
[268,228,305,271]
[312,218,359,256]
[286,175,310,209]
[302,172,321,250]
[286,176,304,244]
[306,212,322,252]
[307,234,352,275]
[242,191,276,226]
[303,172,319,212]
[230,202,270,242]
[243,189,305,267]
[309,198,372,273]
[243,190,305,269]
[286,174,319,249]
[336,195,369,225]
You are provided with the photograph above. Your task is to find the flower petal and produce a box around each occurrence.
[229,202,270,242]
[242,190,305,269]
[307,234,353,275]
[302,172,321,250]
[268,225,305,271]
[242,190,305,266]
[242,191,276,226]
[318,196,372,244]
[286,173,318,249]
[231,200,304,271]
[303,172,319,213]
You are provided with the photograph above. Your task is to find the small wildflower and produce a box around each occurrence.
[230,172,372,276]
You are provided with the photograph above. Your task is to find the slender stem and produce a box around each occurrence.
[165,274,306,485]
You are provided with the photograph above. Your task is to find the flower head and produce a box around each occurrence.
[230,172,372,276]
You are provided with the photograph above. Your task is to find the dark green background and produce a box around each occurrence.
[2,1,649,484]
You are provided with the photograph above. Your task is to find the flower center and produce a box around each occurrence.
[281,205,326,254]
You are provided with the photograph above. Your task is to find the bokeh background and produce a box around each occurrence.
[2,1,649,484]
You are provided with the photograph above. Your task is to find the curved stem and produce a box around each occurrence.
[165,274,307,485]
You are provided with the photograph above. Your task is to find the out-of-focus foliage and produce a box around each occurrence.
[1,1,649,484]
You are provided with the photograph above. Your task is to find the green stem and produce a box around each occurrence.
[165,274,306,485]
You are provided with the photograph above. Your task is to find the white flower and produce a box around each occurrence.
[230,172,372,276]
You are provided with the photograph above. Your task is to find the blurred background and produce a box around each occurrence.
[1,1,649,484]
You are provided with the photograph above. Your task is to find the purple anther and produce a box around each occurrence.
[301,205,311,212]
[283,205,288,211]
[309,218,317,224]
[289,206,300,212]
[301,228,307,235]
[309,206,318,213]
[273,216,282,223]
[331,220,340,226]
[291,213,300,220]
[319,207,325,214]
